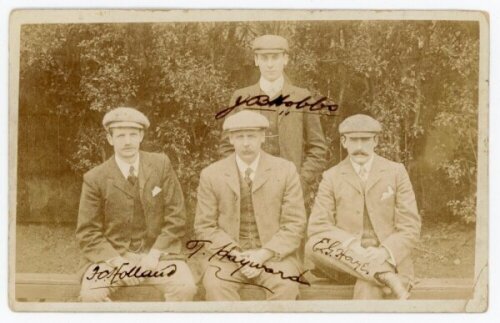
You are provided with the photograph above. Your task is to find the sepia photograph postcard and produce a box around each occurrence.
[8,8,489,313]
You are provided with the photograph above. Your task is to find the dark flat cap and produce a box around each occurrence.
[102,107,150,131]
[252,35,289,53]
[339,114,382,136]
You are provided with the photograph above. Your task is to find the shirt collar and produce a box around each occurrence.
[349,154,374,176]
[235,153,260,180]
[259,75,284,96]
[114,154,140,179]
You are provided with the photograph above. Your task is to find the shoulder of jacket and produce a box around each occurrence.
[201,157,228,176]
[83,160,109,180]
[233,83,258,95]
[143,151,171,164]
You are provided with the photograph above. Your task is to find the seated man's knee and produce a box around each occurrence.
[268,279,300,300]
[163,281,197,301]
[161,260,198,301]
[80,285,110,302]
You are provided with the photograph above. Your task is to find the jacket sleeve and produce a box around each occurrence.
[300,91,328,185]
[194,168,239,248]
[217,91,241,158]
[76,172,120,263]
[380,164,421,265]
[262,162,307,258]
[307,170,356,243]
[152,154,187,254]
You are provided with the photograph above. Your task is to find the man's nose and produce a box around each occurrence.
[124,135,131,144]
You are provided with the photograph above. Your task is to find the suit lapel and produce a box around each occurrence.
[339,158,363,194]
[223,154,241,196]
[252,152,273,193]
[278,81,295,123]
[139,151,154,205]
[365,155,386,192]
[108,157,135,198]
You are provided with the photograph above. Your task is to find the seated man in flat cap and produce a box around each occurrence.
[219,34,327,197]
[76,107,197,302]
[305,114,421,299]
[195,110,307,301]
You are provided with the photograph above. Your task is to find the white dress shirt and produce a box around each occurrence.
[350,155,374,182]
[115,154,140,179]
[259,75,284,98]
[235,153,260,181]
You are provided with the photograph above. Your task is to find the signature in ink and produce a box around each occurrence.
[215,94,339,119]
[85,262,177,288]
[312,237,370,276]
[186,239,310,293]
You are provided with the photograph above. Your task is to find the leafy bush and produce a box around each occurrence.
[18,21,479,224]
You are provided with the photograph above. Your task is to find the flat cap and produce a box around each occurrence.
[102,107,150,131]
[339,114,382,136]
[252,35,289,53]
[223,110,269,132]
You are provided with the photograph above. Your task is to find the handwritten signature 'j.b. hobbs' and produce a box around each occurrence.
[215,94,339,119]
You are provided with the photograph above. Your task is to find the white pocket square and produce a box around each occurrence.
[152,186,162,197]
[381,186,394,201]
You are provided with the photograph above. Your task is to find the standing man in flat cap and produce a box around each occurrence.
[195,110,307,301]
[305,114,421,299]
[76,107,197,302]
[219,34,327,197]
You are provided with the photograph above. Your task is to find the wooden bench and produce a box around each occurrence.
[15,273,474,302]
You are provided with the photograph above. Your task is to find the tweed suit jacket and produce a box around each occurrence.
[218,81,327,186]
[76,151,187,274]
[194,152,307,267]
[307,154,421,277]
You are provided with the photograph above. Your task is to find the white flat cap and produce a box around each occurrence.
[223,110,269,132]
[339,114,382,137]
[102,107,150,131]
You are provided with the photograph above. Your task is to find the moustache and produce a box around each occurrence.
[352,151,368,157]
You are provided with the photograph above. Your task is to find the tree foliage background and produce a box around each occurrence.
[17,20,479,226]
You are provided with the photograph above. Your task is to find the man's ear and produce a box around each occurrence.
[139,130,145,143]
[373,135,379,147]
[106,133,114,146]
[254,54,259,67]
[283,53,289,67]
[340,135,347,149]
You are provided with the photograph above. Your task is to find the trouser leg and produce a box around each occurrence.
[202,261,244,301]
[80,263,115,302]
[306,234,394,282]
[253,259,301,300]
[147,259,197,301]
[306,233,410,299]
[353,279,384,299]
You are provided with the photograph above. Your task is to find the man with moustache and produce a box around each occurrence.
[306,114,421,299]
[76,107,197,302]
[218,34,327,196]
[195,110,307,301]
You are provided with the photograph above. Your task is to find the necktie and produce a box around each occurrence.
[244,168,253,187]
[359,165,368,182]
[128,165,137,185]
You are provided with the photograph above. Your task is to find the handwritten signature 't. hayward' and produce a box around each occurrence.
[186,239,310,293]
